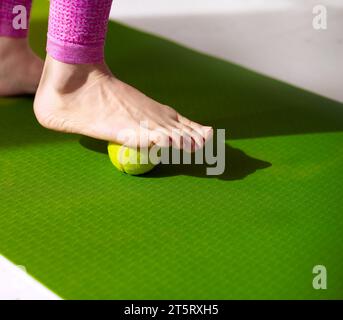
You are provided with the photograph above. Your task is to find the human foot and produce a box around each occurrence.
[34,55,213,150]
[0,37,44,96]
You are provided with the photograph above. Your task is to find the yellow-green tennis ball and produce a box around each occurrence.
[108,142,156,175]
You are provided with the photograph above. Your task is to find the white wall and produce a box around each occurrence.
[111,0,343,102]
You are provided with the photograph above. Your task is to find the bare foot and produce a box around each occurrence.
[0,37,44,96]
[34,55,212,150]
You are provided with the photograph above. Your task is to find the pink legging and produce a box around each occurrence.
[0,0,113,64]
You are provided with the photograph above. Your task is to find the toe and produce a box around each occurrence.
[169,127,193,152]
[177,114,212,141]
[150,127,171,148]
[203,126,214,141]
[173,122,205,152]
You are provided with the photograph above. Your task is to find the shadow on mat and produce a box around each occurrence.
[103,22,343,140]
[2,19,343,179]
[27,19,343,141]
[80,137,271,181]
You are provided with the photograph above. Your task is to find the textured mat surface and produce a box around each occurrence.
[0,2,342,299]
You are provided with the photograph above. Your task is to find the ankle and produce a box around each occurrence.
[0,37,30,58]
[41,54,110,94]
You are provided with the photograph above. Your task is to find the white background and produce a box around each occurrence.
[111,0,343,102]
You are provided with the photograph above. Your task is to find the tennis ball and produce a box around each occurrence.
[108,142,157,175]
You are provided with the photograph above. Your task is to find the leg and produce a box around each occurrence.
[34,0,212,149]
[0,0,43,95]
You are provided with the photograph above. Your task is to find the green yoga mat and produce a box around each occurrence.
[1,3,342,299]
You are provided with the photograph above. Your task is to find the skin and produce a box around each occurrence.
[0,37,43,96]
[0,37,213,150]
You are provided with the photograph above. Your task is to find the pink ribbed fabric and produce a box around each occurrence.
[0,0,32,38]
[47,0,113,64]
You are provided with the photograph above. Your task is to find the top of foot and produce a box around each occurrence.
[34,55,213,151]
